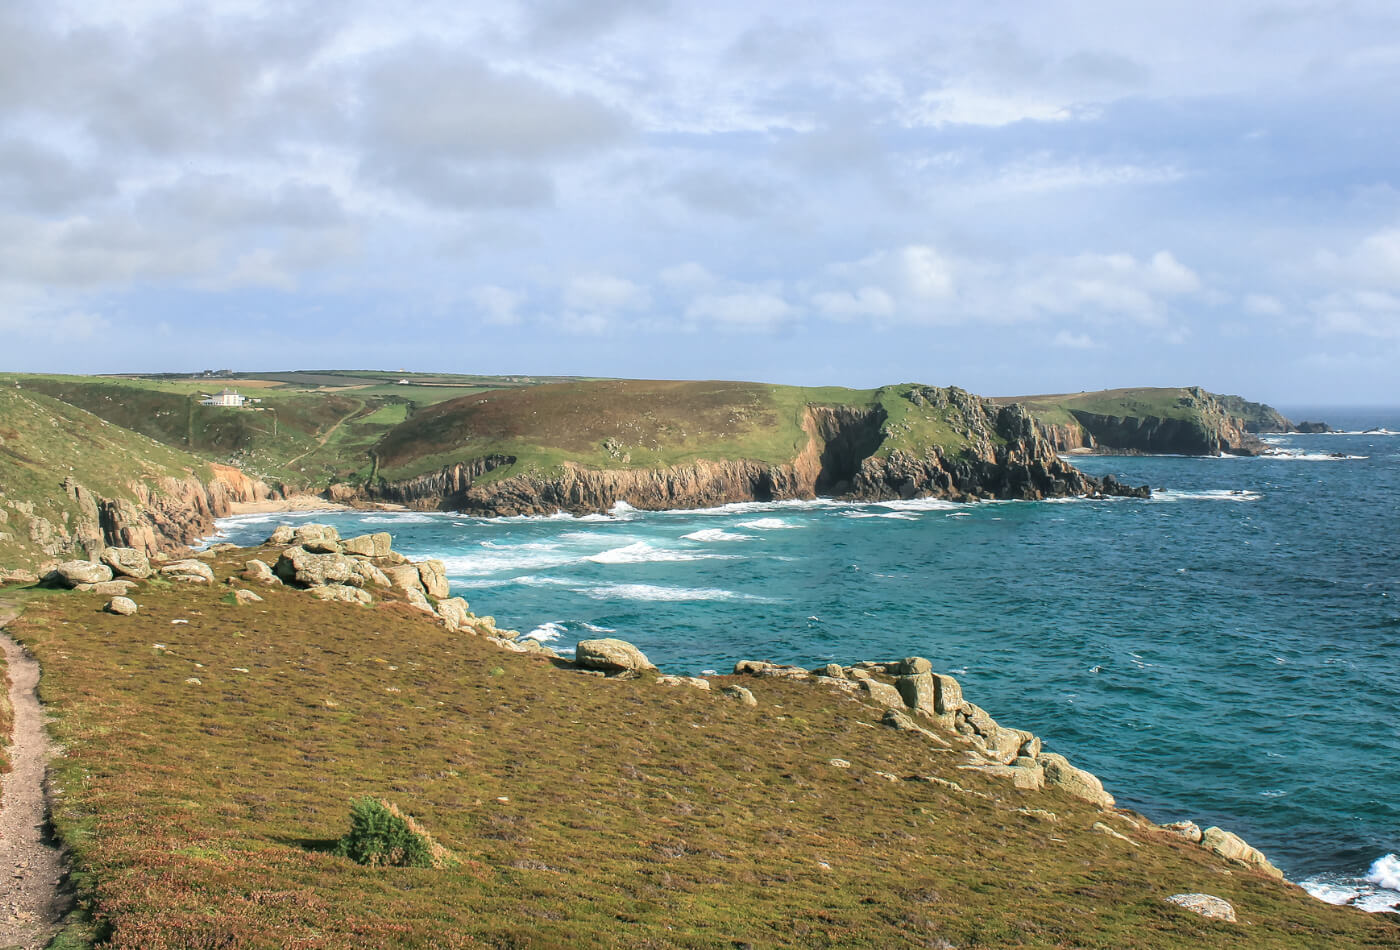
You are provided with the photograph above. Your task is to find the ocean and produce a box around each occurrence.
[210,410,1400,913]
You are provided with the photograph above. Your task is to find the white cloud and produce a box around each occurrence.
[1052,330,1098,349]
[470,284,524,326]
[564,274,649,314]
[659,261,714,288]
[686,291,795,330]
[900,246,956,299]
[903,88,1081,128]
[1313,289,1400,338]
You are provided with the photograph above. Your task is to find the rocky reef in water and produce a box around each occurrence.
[359,386,1148,516]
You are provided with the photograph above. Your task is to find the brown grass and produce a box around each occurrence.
[4,552,1396,949]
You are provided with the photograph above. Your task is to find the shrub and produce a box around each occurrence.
[333,797,456,869]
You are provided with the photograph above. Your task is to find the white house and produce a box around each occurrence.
[199,389,246,408]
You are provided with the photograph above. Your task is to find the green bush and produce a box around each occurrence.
[333,797,455,869]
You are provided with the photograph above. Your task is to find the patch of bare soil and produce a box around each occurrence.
[0,605,71,950]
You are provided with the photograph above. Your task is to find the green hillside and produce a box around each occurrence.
[0,387,215,568]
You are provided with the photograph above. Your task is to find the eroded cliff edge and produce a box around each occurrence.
[360,385,1148,516]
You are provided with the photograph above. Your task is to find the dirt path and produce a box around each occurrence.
[0,604,71,949]
[282,405,366,470]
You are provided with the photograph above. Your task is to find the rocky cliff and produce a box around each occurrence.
[362,387,1146,516]
[1034,388,1268,456]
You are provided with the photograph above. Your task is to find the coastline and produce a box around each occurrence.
[227,495,407,515]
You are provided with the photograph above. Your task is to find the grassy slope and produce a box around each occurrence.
[3,372,542,489]
[373,380,988,485]
[4,567,1395,948]
[0,388,216,567]
[991,388,1210,428]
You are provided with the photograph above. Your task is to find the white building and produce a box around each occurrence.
[199,389,246,408]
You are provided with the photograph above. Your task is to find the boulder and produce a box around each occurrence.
[241,559,281,586]
[1200,827,1283,879]
[961,761,1044,791]
[350,560,392,589]
[812,663,845,679]
[435,597,472,630]
[656,675,711,690]
[1091,821,1139,847]
[896,656,933,675]
[160,559,215,584]
[576,638,658,674]
[293,523,340,547]
[860,679,906,710]
[267,525,296,545]
[274,547,361,588]
[0,569,40,585]
[1037,752,1115,809]
[383,564,426,597]
[342,532,393,558]
[930,673,963,714]
[404,588,435,613]
[417,559,450,599]
[309,585,373,605]
[233,589,264,605]
[80,579,139,596]
[721,685,758,706]
[49,560,113,587]
[105,596,138,616]
[1165,893,1236,923]
[1162,820,1203,843]
[881,709,952,747]
[733,660,809,679]
[100,546,152,579]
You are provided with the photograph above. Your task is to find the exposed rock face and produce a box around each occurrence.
[159,559,215,584]
[347,386,1146,516]
[274,547,361,588]
[383,564,427,597]
[576,638,658,674]
[100,547,152,579]
[1162,820,1203,843]
[48,560,113,587]
[1038,388,1269,457]
[241,560,281,586]
[1037,752,1115,809]
[342,532,392,558]
[100,466,278,558]
[1165,893,1236,923]
[417,560,450,599]
[1201,827,1283,879]
[721,685,758,706]
[435,596,471,630]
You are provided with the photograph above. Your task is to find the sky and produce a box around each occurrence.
[3,0,1399,404]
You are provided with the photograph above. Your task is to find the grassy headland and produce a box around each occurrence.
[2,555,1394,948]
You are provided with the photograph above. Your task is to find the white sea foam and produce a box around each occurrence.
[359,512,441,524]
[1370,853,1400,891]
[438,550,583,575]
[523,622,566,643]
[1150,489,1262,503]
[587,542,734,564]
[575,583,771,603]
[736,517,801,530]
[1301,854,1400,914]
[580,622,616,634]
[659,498,846,517]
[1263,449,1368,461]
[875,497,965,512]
[682,528,754,542]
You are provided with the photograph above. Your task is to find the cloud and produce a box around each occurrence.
[470,285,525,326]
[1313,289,1400,338]
[686,290,795,330]
[900,246,957,299]
[1052,330,1099,349]
[810,286,895,320]
[565,274,649,313]
[1243,293,1284,316]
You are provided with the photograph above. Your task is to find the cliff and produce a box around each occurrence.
[997,387,1272,456]
[0,388,278,571]
[363,384,1147,515]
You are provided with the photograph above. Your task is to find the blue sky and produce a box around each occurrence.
[3,0,1399,404]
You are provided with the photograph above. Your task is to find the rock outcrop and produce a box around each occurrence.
[576,638,659,674]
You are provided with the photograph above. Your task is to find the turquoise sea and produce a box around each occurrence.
[212,411,1400,913]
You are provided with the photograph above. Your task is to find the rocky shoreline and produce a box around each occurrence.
[35,521,1288,906]
[357,395,1151,517]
